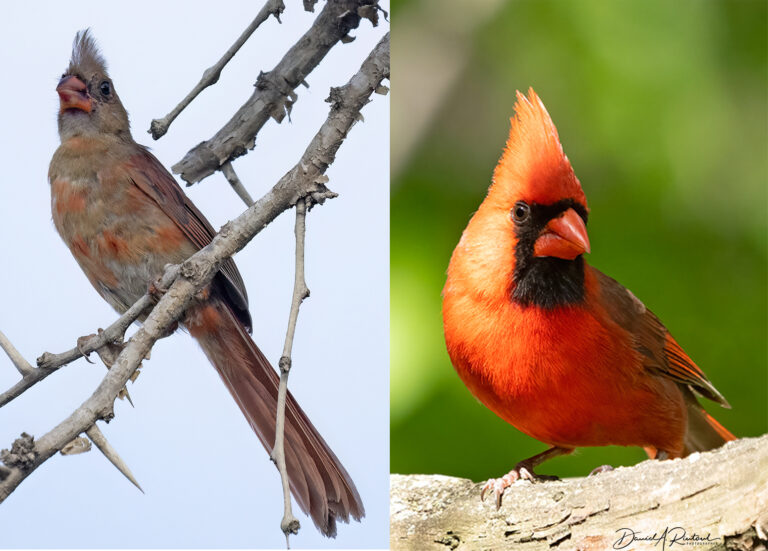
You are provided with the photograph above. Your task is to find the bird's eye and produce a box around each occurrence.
[511,201,530,223]
[99,80,111,96]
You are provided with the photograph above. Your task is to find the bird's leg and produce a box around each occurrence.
[481,446,573,508]
[642,446,675,460]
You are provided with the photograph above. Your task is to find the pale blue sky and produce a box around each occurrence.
[0,2,389,548]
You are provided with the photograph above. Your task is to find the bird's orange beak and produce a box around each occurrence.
[533,208,590,260]
[57,75,92,113]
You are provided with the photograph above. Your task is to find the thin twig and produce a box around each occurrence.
[0,331,33,377]
[0,294,155,409]
[272,197,310,546]
[221,162,255,206]
[148,0,286,140]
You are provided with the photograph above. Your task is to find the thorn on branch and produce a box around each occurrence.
[0,331,34,376]
[2,236,210,504]
[86,425,144,493]
[1,433,36,470]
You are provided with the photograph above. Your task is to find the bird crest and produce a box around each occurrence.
[491,88,587,209]
[66,29,108,78]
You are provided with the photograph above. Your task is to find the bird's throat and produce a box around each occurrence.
[511,255,585,308]
[510,199,587,308]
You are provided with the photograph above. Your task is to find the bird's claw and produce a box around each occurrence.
[76,334,97,363]
[148,277,169,301]
[158,321,178,339]
[588,464,614,476]
[480,464,559,508]
[480,471,521,509]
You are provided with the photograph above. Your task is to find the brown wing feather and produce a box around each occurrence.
[590,266,729,407]
[124,147,252,330]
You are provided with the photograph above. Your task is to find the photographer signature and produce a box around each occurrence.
[614,527,721,549]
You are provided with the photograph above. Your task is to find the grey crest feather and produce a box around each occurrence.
[66,29,108,77]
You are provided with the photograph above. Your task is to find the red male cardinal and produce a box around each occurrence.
[442,88,734,505]
[49,30,363,536]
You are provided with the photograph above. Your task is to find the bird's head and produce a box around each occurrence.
[447,89,590,309]
[489,88,590,263]
[56,30,130,141]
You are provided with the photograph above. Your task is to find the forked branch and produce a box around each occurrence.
[149,0,286,140]
[171,0,384,186]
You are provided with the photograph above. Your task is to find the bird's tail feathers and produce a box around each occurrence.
[682,388,735,456]
[185,299,364,537]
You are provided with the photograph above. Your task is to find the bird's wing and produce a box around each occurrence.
[122,147,252,330]
[589,265,729,407]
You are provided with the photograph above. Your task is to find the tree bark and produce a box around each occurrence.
[391,434,768,551]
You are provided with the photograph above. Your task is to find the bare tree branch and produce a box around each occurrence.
[272,197,310,546]
[0,31,389,517]
[221,161,255,206]
[0,331,33,377]
[171,0,383,186]
[390,435,768,551]
[148,0,286,140]
[0,261,185,501]
[0,293,155,408]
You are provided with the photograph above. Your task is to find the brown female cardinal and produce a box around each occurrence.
[442,88,734,505]
[48,30,363,536]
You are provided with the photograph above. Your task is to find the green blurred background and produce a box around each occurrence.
[391,0,767,479]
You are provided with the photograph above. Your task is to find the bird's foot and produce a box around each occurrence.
[78,330,142,406]
[76,333,97,364]
[480,463,559,508]
[148,278,167,301]
[158,321,178,339]
[480,472,519,509]
[588,464,614,476]
[91,330,125,369]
